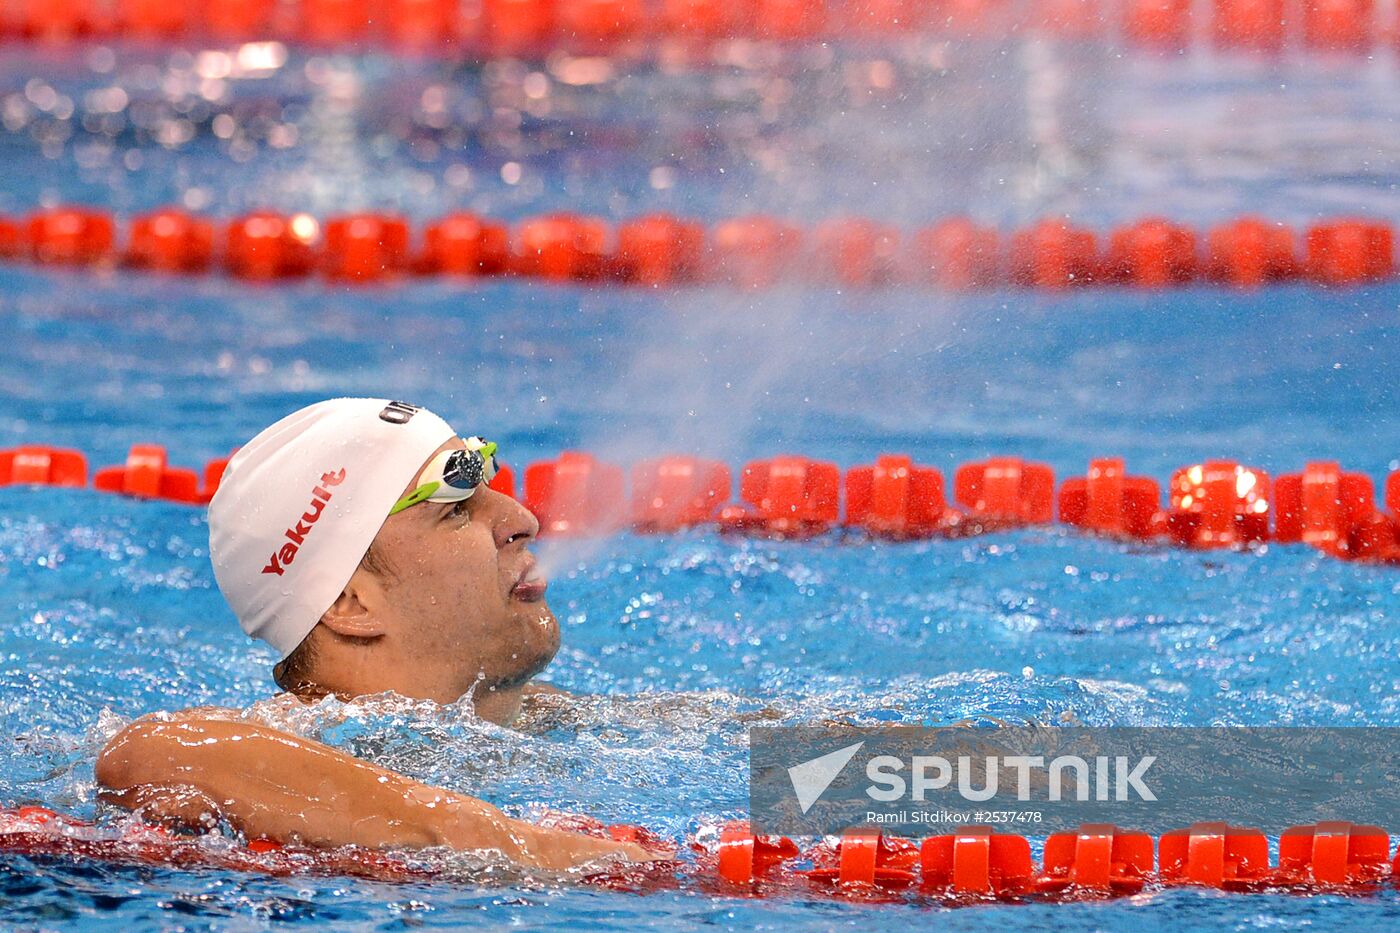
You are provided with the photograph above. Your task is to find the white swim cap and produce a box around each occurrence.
[208,398,456,657]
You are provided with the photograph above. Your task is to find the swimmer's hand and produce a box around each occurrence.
[96,716,662,873]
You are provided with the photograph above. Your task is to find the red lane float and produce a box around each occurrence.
[1302,0,1374,51]
[93,445,201,503]
[323,214,411,282]
[718,456,840,538]
[604,822,672,852]
[301,0,372,45]
[556,0,645,48]
[714,820,799,886]
[1033,0,1104,38]
[1205,217,1298,287]
[1277,821,1391,887]
[1158,822,1273,889]
[126,209,214,273]
[616,214,705,286]
[913,218,999,289]
[490,462,518,499]
[200,451,236,504]
[663,0,749,40]
[1273,461,1387,560]
[0,217,22,259]
[0,446,87,487]
[840,0,927,36]
[1105,218,1197,287]
[1007,220,1097,289]
[912,217,1002,287]
[1214,0,1286,50]
[514,213,609,281]
[225,212,319,280]
[524,451,626,536]
[712,215,802,288]
[845,454,960,539]
[813,217,900,288]
[754,0,825,42]
[387,0,458,48]
[806,826,919,889]
[533,809,675,856]
[482,0,556,56]
[954,457,1055,529]
[1058,458,1163,540]
[1124,0,1191,50]
[1306,219,1393,286]
[14,0,108,41]
[1038,824,1154,896]
[116,0,188,40]
[631,455,731,532]
[27,208,115,266]
[420,213,510,277]
[919,827,1035,898]
[206,0,275,40]
[938,0,1018,37]
[1165,461,1270,549]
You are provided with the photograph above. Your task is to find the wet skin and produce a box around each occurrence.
[300,437,561,721]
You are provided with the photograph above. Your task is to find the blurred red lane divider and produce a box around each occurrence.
[7,207,1398,290]
[3,0,1399,56]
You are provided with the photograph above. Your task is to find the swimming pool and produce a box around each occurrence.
[2,37,1400,930]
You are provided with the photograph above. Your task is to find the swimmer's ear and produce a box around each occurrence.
[318,567,389,640]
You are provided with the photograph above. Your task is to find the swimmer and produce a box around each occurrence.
[95,398,663,872]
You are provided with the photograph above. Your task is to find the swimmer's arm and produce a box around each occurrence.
[94,717,657,872]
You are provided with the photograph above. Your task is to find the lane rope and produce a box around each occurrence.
[1,0,1394,59]
[2,807,1397,901]
[4,208,1394,289]
[5,445,1399,565]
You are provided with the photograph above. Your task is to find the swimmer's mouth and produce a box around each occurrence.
[511,563,547,602]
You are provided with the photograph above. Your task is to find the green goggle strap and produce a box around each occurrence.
[388,480,442,516]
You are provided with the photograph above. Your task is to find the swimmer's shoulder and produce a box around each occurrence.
[132,705,243,724]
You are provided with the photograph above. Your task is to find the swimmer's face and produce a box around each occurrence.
[358,438,559,703]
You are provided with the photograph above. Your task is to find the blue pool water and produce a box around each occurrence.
[1,39,1400,930]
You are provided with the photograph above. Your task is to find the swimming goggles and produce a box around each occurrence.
[389,437,501,516]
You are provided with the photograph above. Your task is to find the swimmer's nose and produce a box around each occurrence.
[491,489,539,548]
